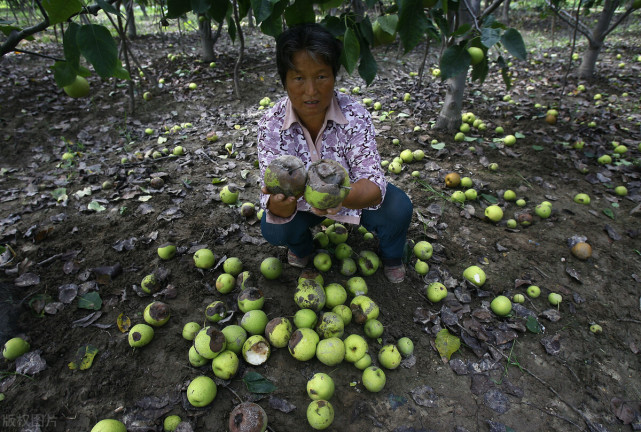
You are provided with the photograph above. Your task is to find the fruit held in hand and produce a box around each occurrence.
[229,402,268,432]
[304,159,350,209]
[264,155,308,197]
[3,337,30,360]
[187,376,217,407]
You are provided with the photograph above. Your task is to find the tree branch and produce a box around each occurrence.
[479,0,505,22]
[545,0,594,43]
[0,0,48,56]
[603,7,633,39]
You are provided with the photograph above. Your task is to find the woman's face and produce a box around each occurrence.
[285,50,335,128]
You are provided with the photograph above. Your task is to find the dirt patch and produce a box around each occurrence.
[1,21,641,432]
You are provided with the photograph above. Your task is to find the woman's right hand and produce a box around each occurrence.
[262,186,298,218]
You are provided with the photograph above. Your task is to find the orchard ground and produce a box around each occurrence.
[1,13,641,432]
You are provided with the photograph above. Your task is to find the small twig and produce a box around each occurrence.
[616,318,641,324]
[532,266,549,279]
[222,383,243,404]
[13,49,64,61]
[520,400,586,430]
[37,253,64,266]
[461,0,481,33]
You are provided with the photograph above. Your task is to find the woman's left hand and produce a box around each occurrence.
[310,204,343,216]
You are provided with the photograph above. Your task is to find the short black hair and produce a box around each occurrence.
[276,23,342,87]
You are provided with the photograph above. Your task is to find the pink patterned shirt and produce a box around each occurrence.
[257,91,386,225]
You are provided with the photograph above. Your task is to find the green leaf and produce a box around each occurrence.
[397,0,429,54]
[501,28,527,61]
[525,316,542,334]
[470,57,489,83]
[532,145,544,151]
[358,44,378,85]
[243,372,277,393]
[191,0,211,13]
[88,201,106,212]
[603,208,615,220]
[167,0,192,18]
[481,194,498,204]
[284,0,315,26]
[211,0,231,23]
[435,329,460,361]
[52,61,78,88]
[431,142,445,150]
[319,0,344,10]
[451,23,471,37]
[377,14,399,35]
[480,27,501,48]
[78,292,102,310]
[68,345,99,370]
[42,0,83,26]
[51,188,67,200]
[77,24,119,79]
[96,0,122,15]
[341,27,360,75]
[515,132,525,138]
[440,44,470,80]
[251,0,276,23]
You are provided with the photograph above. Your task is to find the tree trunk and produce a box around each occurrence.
[126,0,137,39]
[435,0,480,131]
[501,0,511,24]
[435,72,467,130]
[578,0,618,78]
[198,15,215,62]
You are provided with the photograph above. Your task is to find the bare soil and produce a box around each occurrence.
[1,17,640,432]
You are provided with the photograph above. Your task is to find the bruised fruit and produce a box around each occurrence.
[294,279,327,312]
[288,328,319,361]
[357,250,380,276]
[163,415,181,432]
[332,305,352,326]
[237,287,265,312]
[264,155,307,197]
[571,242,592,260]
[128,324,154,347]
[350,295,380,324]
[157,243,177,260]
[220,185,239,204]
[307,400,334,430]
[242,335,271,365]
[141,274,159,294]
[307,373,335,400]
[143,301,170,326]
[304,159,351,209]
[229,402,268,432]
[194,326,227,359]
[265,317,294,348]
[445,172,461,188]
[205,300,228,322]
[315,312,345,339]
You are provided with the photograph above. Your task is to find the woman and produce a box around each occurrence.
[257,23,412,284]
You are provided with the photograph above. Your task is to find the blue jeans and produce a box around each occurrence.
[260,184,413,266]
